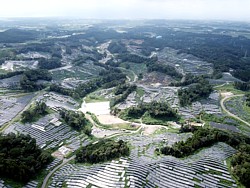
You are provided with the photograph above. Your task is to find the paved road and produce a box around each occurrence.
[41,155,76,188]
[220,94,250,127]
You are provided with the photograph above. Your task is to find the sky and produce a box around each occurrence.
[0,0,250,21]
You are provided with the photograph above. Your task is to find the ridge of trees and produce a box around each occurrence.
[20,69,52,91]
[21,101,49,123]
[0,71,24,79]
[171,74,204,86]
[110,84,137,107]
[0,29,37,43]
[245,93,250,107]
[147,62,182,79]
[159,128,250,187]
[60,109,91,135]
[117,53,148,64]
[234,81,250,91]
[37,57,62,70]
[75,139,129,164]
[50,69,126,99]
[178,78,213,106]
[108,41,127,54]
[0,133,53,183]
[121,101,179,120]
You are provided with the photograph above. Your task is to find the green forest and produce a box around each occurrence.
[60,109,91,135]
[21,101,49,123]
[75,139,129,164]
[20,69,52,91]
[120,101,179,122]
[178,78,213,106]
[0,133,52,183]
[159,128,250,187]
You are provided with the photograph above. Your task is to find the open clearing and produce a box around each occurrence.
[80,101,110,115]
[97,114,127,125]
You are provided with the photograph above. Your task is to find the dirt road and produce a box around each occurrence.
[220,94,250,127]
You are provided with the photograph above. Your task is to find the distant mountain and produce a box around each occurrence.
[0,28,38,43]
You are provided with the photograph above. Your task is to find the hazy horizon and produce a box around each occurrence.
[0,0,250,22]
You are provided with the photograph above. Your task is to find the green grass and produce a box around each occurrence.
[214,83,245,95]
[118,109,141,123]
[85,94,108,103]
[153,127,169,135]
[91,113,138,131]
[136,87,145,97]
[243,102,250,114]
[103,123,138,131]
[226,158,246,188]
[124,62,147,75]
[142,112,178,126]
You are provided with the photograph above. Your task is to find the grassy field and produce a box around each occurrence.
[121,62,147,76]
[91,113,138,131]
[85,93,108,103]
[214,83,245,95]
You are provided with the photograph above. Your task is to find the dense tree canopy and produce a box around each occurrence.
[20,69,52,91]
[21,101,49,123]
[0,133,52,183]
[234,81,250,91]
[37,57,62,70]
[110,84,137,107]
[108,41,127,54]
[122,101,179,120]
[147,62,182,79]
[60,109,91,135]
[0,71,24,79]
[178,78,213,106]
[159,128,250,187]
[0,29,38,43]
[50,69,126,99]
[171,74,203,87]
[75,139,129,164]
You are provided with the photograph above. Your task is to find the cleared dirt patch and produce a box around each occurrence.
[143,125,166,135]
[97,114,127,125]
[221,92,233,98]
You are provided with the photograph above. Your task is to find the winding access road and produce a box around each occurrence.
[41,155,76,188]
[220,94,250,127]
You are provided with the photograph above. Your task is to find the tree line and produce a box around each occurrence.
[50,69,126,99]
[171,73,204,87]
[21,101,49,123]
[159,127,250,187]
[110,84,137,107]
[0,71,24,79]
[60,109,91,135]
[0,133,53,183]
[121,101,179,120]
[234,81,250,91]
[147,61,182,79]
[75,139,129,164]
[178,78,213,106]
[20,69,52,91]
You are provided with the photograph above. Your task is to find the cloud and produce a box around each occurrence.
[0,0,249,21]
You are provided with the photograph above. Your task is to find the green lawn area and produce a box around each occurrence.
[85,93,108,103]
[214,83,245,95]
[121,62,147,76]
